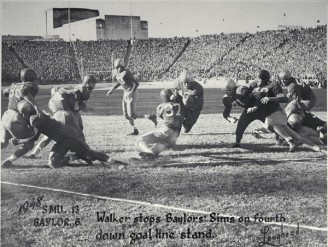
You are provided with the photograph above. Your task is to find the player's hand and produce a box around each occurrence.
[260,97,270,104]
[170,94,177,101]
[247,107,257,114]
[10,138,19,146]
[106,89,113,96]
[227,117,238,123]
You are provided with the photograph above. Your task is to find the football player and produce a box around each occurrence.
[11,101,109,168]
[1,68,39,167]
[135,89,185,158]
[222,78,266,147]
[279,70,317,111]
[285,100,326,145]
[106,58,157,135]
[170,69,204,133]
[249,70,325,153]
[28,74,97,158]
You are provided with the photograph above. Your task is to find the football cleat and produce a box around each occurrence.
[139,152,158,160]
[128,129,139,136]
[2,160,13,168]
[231,143,241,148]
[20,68,37,82]
[94,152,109,162]
[288,139,298,152]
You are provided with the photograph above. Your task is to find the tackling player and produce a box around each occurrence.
[279,70,317,111]
[135,89,186,158]
[285,100,326,145]
[170,69,204,133]
[249,70,325,153]
[28,74,97,158]
[11,101,109,168]
[106,58,157,135]
[1,68,39,167]
[222,78,266,147]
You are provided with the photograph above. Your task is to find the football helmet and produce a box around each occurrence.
[279,70,292,85]
[17,100,36,119]
[20,68,37,82]
[179,69,194,88]
[160,89,174,102]
[114,58,124,69]
[258,69,270,82]
[82,74,97,90]
[222,78,237,95]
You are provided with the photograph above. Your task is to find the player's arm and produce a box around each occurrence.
[260,84,288,104]
[156,104,164,119]
[222,95,238,123]
[12,128,41,145]
[3,88,10,97]
[106,81,120,96]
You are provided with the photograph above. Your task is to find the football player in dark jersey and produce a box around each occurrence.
[106,58,157,135]
[11,101,109,168]
[170,69,204,133]
[222,78,266,147]
[1,68,39,167]
[135,89,185,158]
[28,74,96,159]
[279,70,317,111]
[250,70,325,153]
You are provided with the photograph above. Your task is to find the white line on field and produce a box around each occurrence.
[163,158,326,167]
[1,181,326,232]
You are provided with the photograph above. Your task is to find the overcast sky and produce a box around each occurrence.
[1,0,327,38]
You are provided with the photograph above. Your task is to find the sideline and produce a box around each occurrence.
[2,181,327,232]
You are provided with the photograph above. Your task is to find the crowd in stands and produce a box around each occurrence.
[1,43,24,82]
[128,38,188,81]
[1,25,326,86]
[12,41,76,83]
[73,40,127,82]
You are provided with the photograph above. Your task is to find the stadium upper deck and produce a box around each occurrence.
[1,25,326,86]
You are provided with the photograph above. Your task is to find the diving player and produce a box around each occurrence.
[170,69,204,133]
[12,101,109,168]
[1,68,40,167]
[106,58,157,135]
[285,100,326,145]
[135,89,185,158]
[28,74,97,158]
[249,70,325,153]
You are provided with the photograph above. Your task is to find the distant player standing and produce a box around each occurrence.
[28,74,97,158]
[106,58,157,135]
[135,89,186,158]
[170,69,204,133]
[1,68,39,167]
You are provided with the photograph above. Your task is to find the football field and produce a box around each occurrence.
[1,86,327,247]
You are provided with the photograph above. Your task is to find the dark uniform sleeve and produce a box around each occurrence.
[222,94,234,119]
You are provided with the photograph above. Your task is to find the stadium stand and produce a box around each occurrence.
[1,25,326,86]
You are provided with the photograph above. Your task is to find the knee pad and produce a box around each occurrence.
[287,114,302,130]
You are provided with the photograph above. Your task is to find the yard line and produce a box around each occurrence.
[1,181,326,232]
[163,158,326,167]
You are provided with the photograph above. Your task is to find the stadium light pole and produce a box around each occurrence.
[68,2,71,42]
[45,10,48,36]
[130,0,133,41]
